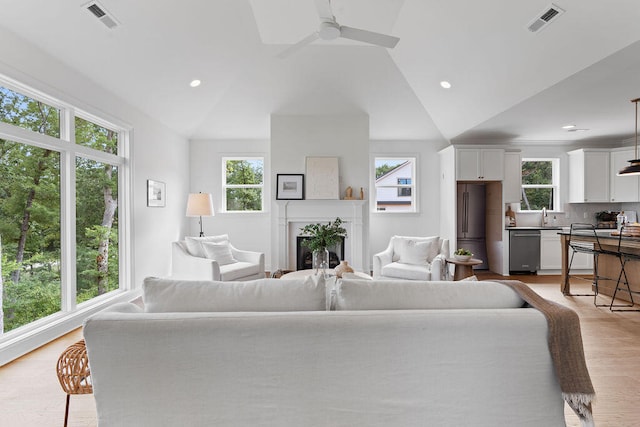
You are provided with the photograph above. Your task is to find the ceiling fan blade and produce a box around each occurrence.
[277,32,320,59]
[339,26,400,49]
[314,0,334,20]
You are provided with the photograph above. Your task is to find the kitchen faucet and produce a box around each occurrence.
[541,207,548,226]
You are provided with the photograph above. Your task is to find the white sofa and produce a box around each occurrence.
[83,276,592,427]
[171,235,264,281]
[373,235,450,280]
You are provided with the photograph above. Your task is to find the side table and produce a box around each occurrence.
[445,258,483,281]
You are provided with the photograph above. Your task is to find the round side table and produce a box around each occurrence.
[445,258,483,281]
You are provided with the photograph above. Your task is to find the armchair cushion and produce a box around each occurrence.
[220,261,261,281]
[184,234,229,258]
[381,262,431,280]
[202,241,237,266]
[398,237,439,265]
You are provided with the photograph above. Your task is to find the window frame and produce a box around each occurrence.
[520,157,560,212]
[373,156,417,213]
[0,74,131,358]
[221,156,265,213]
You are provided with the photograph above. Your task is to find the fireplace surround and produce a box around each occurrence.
[276,200,368,272]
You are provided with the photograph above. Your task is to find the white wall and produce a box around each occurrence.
[0,26,190,288]
[369,140,447,262]
[188,139,271,264]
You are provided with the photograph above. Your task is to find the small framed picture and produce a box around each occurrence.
[147,179,166,207]
[276,174,304,200]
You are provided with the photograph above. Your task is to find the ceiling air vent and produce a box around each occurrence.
[527,3,565,33]
[83,1,119,29]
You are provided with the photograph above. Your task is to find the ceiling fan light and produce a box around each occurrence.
[318,21,340,40]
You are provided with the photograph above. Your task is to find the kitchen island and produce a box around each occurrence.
[560,230,640,303]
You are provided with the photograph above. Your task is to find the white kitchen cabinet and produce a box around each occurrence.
[503,151,522,203]
[568,149,610,203]
[456,149,504,181]
[610,148,639,202]
[540,230,593,271]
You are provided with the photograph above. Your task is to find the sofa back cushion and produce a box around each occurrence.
[143,275,326,312]
[336,279,524,310]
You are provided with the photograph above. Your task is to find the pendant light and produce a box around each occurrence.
[618,97,640,176]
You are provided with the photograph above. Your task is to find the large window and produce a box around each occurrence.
[374,157,416,212]
[222,157,264,212]
[0,79,127,336]
[521,158,559,211]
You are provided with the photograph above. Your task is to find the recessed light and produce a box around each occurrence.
[440,81,452,89]
[562,124,576,129]
[189,79,201,88]
[567,128,589,132]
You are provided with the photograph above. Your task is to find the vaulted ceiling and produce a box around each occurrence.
[1,0,639,145]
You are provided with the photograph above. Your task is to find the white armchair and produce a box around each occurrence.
[171,234,264,281]
[373,235,450,281]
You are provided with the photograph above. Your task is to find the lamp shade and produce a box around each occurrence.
[186,193,214,217]
[619,97,640,176]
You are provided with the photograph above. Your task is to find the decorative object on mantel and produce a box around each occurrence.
[305,156,339,199]
[186,192,214,237]
[344,186,354,200]
[147,179,166,207]
[276,174,304,200]
[360,187,364,200]
[618,97,640,176]
[334,260,354,278]
[299,217,347,276]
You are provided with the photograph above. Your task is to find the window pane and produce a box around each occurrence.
[522,188,554,210]
[1,140,61,333]
[226,188,262,211]
[226,159,263,185]
[0,86,60,137]
[375,158,415,212]
[75,117,118,155]
[522,161,552,185]
[76,157,119,304]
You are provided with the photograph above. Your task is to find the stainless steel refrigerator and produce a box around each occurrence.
[456,183,488,269]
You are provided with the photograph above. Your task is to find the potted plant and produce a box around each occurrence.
[299,217,347,274]
[454,248,473,261]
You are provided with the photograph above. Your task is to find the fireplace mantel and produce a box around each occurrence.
[276,200,368,272]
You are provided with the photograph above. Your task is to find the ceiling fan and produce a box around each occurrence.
[278,0,400,58]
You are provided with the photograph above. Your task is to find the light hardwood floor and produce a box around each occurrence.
[1,274,639,426]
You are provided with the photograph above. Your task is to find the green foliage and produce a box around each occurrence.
[454,248,472,256]
[1,87,119,332]
[299,218,347,251]
[375,163,400,179]
[522,161,552,185]
[225,160,263,211]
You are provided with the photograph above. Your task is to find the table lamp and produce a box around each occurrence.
[186,192,214,237]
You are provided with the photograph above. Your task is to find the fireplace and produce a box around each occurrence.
[276,199,368,272]
[296,237,345,270]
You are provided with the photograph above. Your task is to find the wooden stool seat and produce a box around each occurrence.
[56,339,92,427]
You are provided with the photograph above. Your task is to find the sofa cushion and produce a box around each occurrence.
[202,241,237,266]
[336,279,525,310]
[219,261,261,281]
[143,275,326,312]
[381,262,431,280]
[184,234,229,258]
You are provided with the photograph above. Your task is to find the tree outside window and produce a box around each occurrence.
[223,158,264,212]
[521,158,559,211]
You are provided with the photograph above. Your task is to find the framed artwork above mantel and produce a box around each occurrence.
[276,174,304,200]
[305,156,339,200]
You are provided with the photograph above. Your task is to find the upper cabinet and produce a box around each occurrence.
[503,151,522,203]
[456,149,504,181]
[568,149,610,203]
[610,148,639,202]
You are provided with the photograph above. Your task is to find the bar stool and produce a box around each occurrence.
[565,223,618,306]
[56,339,92,427]
[609,225,640,312]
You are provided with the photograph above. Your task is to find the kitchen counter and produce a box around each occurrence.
[506,226,563,231]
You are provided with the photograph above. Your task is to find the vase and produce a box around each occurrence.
[334,260,354,278]
[312,248,330,276]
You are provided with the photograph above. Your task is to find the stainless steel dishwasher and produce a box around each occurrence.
[509,229,541,273]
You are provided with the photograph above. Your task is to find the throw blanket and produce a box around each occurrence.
[496,280,595,427]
